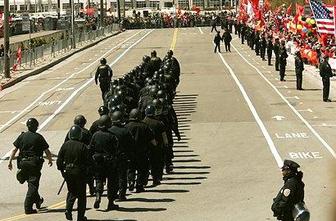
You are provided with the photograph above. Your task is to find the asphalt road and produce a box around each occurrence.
[0,27,335,221]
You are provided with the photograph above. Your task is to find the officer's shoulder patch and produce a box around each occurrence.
[283,189,291,197]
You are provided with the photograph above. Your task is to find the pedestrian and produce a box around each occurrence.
[279,42,288,81]
[222,28,232,52]
[57,125,90,221]
[95,58,113,101]
[271,160,306,221]
[267,37,273,66]
[260,34,267,61]
[214,31,222,53]
[274,38,280,71]
[90,115,119,211]
[241,24,246,44]
[319,55,335,102]
[295,51,304,90]
[7,118,53,214]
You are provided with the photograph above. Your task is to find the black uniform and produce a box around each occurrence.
[241,25,246,44]
[108,125,135,199]
[90,130,119,203]
[125,119,155,190]
[95,64,113,100]
[267,39,273,65]
[89,119,100,135]
[222,30,232,52]
[57,140,90,221]
[274,40,280,71]
[295,54,304,90]
[319,59,334,101]
[214,33,222,53]
[255,34,260,56]
[14,131,49,213]
[260,36,267,60]
[142,116,166,184]
[279,47,288,81]
[272,174,305,221]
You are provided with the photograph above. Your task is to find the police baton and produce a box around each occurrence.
[57,179,66,195]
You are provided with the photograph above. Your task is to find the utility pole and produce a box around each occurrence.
[117,0,121,20]
[71,0,76,48]
[4,0,10,78]
[57,0,61,18]
[100,0,104,27]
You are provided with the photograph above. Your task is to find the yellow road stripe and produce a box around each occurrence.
[0,200,66,221]
[170,28,179,51]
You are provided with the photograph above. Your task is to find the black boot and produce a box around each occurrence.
[93,193,101,209]
[106,201,119,211]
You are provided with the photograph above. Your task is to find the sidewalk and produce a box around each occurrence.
[0,29,122,90]
[0,30,63,45]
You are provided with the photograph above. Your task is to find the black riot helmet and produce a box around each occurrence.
[98,115,112,130]
[26,118,39,132]
[98,106,109,116]
[145,105,156,117]
[143,55,150,63]
[151,50,157,57]
[157,90,165,99]
[152,99,163,116]
[100,58,107,65]
[68,125,82,141]
[111,111,123,124]
[74,115,87,127]
[129,108,140,120]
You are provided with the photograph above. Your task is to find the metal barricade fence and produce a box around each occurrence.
[3,24,119,75]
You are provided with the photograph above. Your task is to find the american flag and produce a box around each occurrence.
[310,0,336,35]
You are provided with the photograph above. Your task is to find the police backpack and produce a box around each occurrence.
[292,202,310,221]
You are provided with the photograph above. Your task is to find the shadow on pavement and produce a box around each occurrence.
[125,198,175,203]
[116,207,166,212]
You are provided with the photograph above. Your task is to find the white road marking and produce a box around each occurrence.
[0,30,142,134]
[38,100,62,106]
[0,110,21,114]
[56,87,75,91]
[285,96,300,100]
[198,27,204,34]
[289,152,322,159]
[0,30,146,164]
[272,115,285,121]
[217,52,283,167]
[297,108,313,113]
[312,123,336,127]
[231,43,336,159]
[275,132,309,139]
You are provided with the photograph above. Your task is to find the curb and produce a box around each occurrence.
[1,30,123,90]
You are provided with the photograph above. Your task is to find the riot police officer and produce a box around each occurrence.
[95,58,113,100]
[8,118,53,214]
[319,55,334,102]
[109,111,135,200]
[271,160,305,221]
[125,109,157,192]
[90,115,119,211]
[65,115,95,196]
[222,28,232,52]
[89,106,109,135]
[143,105,168,186]
[295,51,304,90]
[57,125,90,221]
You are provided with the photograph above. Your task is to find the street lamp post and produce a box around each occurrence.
[100,0,104,27]
[4,0,10,78]
[71,0,76,48]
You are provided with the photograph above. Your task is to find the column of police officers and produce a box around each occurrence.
[8,49,181,221]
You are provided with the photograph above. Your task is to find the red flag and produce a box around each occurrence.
[263,0,270,12]
[286,3,292,15]
[17,47,22,64]
[296,3,304,16]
